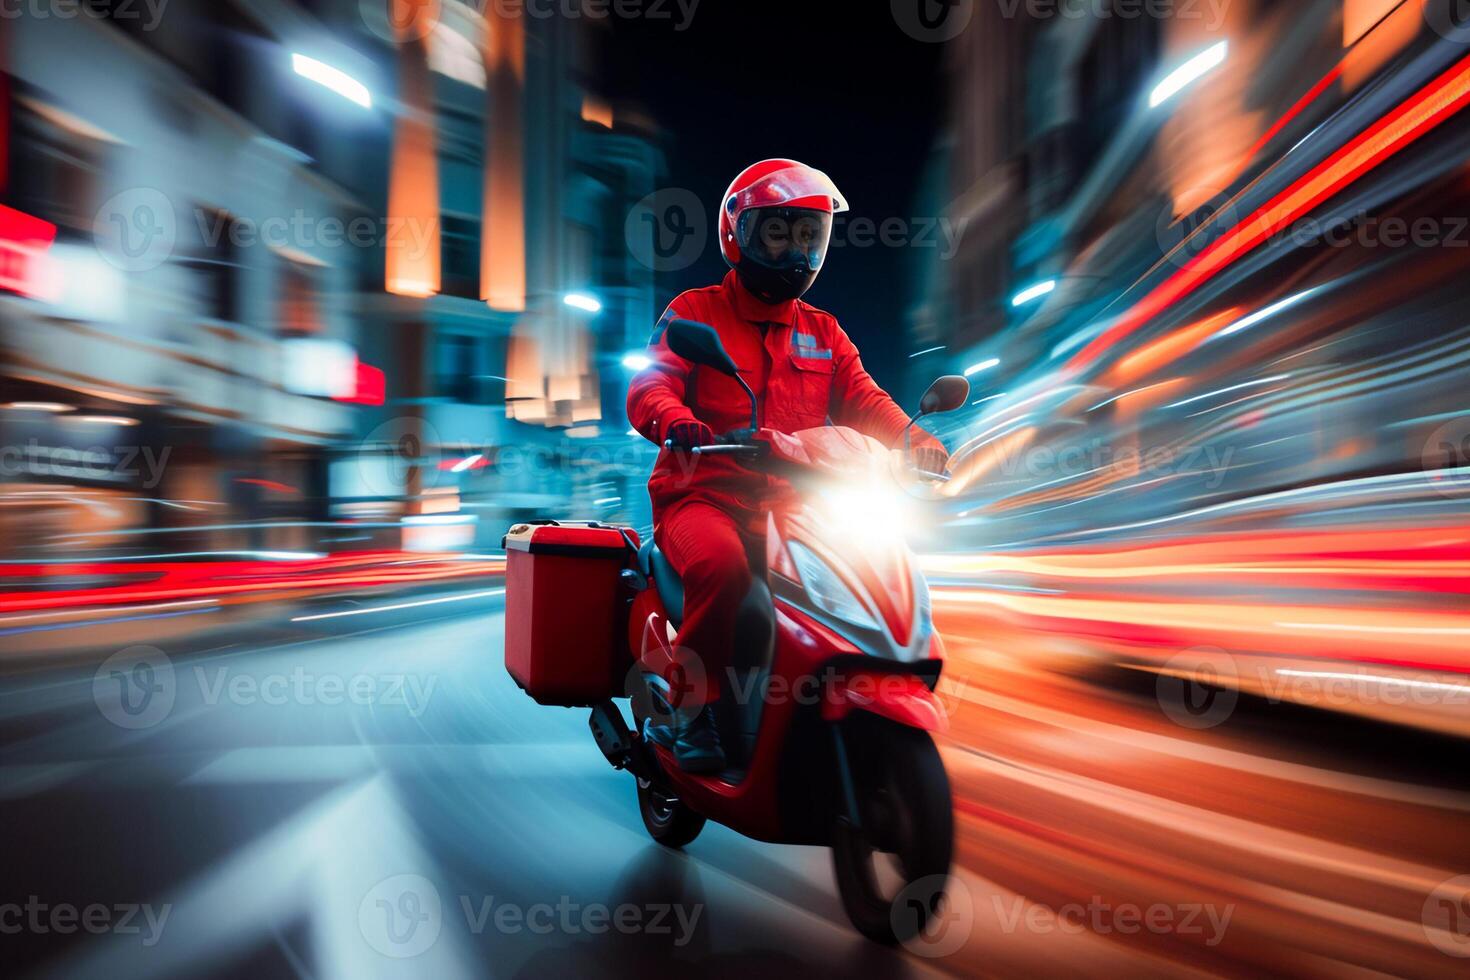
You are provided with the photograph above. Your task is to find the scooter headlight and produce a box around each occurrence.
[819,486,914,545]
[785,540,880,631]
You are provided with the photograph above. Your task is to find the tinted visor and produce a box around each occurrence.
[736,207,834,273]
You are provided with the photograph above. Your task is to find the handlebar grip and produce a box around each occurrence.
[690,444,764,457]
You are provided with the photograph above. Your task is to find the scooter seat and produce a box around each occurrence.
[638,539,685,626]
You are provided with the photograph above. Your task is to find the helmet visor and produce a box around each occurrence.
[726,165,849,218]
[736,207,834,272]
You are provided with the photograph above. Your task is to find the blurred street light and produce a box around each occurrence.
[964,357,1001,377]
[563,292,603,314]
[622,353,652,371]
[292,53,372,108]
[1149,42,1228,109]
[1011,279,1057,307]
[2,402,71,412]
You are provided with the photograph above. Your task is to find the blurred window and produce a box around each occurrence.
[201,4,264,117]
[279,261,322,335]
[440,213,481,300]
[185,207,243,324]
[435,332,482,403]
[5,96,104,233]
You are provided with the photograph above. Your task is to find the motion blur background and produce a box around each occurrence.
[4,0,1470,976]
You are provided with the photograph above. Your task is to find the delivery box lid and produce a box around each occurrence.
[503,521,637,558]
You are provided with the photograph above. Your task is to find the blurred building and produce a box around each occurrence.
[905,0,1469,547]
[909,0,1409,392]
[0,0,664,556]
[340,1,666,547]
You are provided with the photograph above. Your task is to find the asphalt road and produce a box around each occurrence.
[4,587,1470,978]
[0,591,940,980]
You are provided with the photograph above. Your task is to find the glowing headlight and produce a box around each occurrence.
[819,486,914,543]
[785,541,880,631]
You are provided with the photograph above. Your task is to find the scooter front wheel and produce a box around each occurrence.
[636,777,706,848]
[831,717,954,944]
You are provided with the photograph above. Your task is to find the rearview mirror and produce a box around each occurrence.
[666,319,739,377]
[919,375,970,416]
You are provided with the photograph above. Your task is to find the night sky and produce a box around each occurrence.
[608,1,949,393]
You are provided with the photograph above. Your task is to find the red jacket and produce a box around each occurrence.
[628,270,943,527]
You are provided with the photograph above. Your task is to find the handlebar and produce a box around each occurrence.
[691,444,765,457]
[662,440,765,458]
[663,437,950,481]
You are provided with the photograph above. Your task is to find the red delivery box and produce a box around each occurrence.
[503,521,639,706]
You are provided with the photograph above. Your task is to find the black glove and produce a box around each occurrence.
[666,419,716,449]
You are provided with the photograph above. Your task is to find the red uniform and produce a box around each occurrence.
[627,269,943,696]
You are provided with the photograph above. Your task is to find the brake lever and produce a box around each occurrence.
[690,443,766,457]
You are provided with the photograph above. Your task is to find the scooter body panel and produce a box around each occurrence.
[635,592,840,842]
[820,671,949,732]
[626,426,946,846]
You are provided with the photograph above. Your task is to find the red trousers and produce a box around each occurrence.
[656,499,765,705]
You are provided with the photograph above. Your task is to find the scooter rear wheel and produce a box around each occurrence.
[637,777,706,848]
[831,717,954,944]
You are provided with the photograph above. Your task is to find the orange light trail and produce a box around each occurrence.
[1071,51,1470,372]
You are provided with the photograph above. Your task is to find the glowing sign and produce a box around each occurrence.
[0,205,58,300]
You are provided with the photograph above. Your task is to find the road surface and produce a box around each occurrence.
[3,586,1468,977]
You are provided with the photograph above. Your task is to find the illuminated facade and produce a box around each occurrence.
[0,0,666,553]
[0,1,372,553]
[350,1,666,541]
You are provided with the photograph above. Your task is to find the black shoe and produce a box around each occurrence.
[673,707,726,773]
[645,707,725,774]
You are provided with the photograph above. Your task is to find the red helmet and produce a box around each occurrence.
[719,159,848,304]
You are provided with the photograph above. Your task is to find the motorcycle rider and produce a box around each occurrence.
[627,159,950,772]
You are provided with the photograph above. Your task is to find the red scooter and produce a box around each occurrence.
[584,320,970,943]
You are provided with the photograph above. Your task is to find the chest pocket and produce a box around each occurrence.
[691,363,755,428]
[787,348,836,426]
